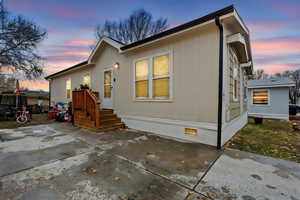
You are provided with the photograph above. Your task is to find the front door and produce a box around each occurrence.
[102,68,114,109]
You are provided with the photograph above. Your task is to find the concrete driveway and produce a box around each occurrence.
[0,123,299,200]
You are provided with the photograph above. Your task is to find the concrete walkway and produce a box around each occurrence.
[0,123,299,200]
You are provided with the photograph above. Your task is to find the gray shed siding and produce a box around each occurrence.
[247,87,289,120]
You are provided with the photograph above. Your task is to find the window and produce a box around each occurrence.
[243,73,247,99]
[229,47,239,102]
[82,73,90,87]
[253,90,269,105]
[135,59,149,98]
[153,55,170,98]
[104,70,112,98]
[134,53,171,100]
[233,79,238,101]
[66,79,71,99]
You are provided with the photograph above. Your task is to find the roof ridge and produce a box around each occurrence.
[121,5,235,51]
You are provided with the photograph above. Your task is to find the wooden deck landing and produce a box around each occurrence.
[72,90,126,131]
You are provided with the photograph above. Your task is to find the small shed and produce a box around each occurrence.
[247,78,295,120]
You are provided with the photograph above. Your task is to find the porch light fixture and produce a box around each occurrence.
[114,62,120,70]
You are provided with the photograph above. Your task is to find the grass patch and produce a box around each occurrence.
[227,118,300,163]
[0,113,54,129]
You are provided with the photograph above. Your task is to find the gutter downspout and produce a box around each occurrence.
[215,17,223,150]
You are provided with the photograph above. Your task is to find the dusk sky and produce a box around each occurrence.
[5,0,300,91]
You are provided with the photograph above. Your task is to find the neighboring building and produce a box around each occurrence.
[247,78,295,120]
[46,6,253,147]
[0,74,16,93]
[24,90,50,112]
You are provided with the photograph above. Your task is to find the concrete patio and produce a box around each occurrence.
[0,123,299,200]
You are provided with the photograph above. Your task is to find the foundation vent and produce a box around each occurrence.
[184,128,198,136]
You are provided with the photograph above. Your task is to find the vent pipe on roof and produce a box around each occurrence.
[215,17,224,150]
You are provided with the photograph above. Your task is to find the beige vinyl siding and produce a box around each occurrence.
[51,23,219,123]
[115,24,219,123]
[50,66,93,103]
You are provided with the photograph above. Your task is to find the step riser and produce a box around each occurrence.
[74,109,125,132]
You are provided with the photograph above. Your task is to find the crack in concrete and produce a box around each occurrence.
[192,150,223,190]
[72,132,217,199]
[1,127,221,200]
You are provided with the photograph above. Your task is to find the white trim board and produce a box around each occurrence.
[248,84,295,89]
[120,19,215,53]
[248,113,289,120]
[222,112,248,145]
[120,115,218,146]
[119,114,246,147]
[88,37,123,63]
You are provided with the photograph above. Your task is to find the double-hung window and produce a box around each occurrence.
[153,54,170,99]
[82,73,90,87]
[66,79,71,99]
[135,59,149,98]
[134,53,171,100]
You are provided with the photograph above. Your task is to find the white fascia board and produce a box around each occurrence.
[234,10,249,34]
[248,84,295,89]
[240,62,252,68]
[88,37,123,64]
[120,19,216,53]
[220,11,249,35]
[48,63,95,80]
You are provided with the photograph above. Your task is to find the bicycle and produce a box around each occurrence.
[16,106,30,124]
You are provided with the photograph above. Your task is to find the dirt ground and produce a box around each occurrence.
[0,123,299,200]
[0,113,54,129]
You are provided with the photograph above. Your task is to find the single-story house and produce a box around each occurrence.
[0,74,16,93]
[247,78,295,120]
[24,90,50,112]
[45,5,253,148]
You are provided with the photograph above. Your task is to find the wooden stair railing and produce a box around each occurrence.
[72,89,101,128]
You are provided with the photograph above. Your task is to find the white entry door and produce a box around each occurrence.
[102,68,114,109]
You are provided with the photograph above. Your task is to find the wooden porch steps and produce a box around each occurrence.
[72,90,126,132]
[74,109,126,132]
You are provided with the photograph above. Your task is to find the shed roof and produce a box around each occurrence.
[247,78,295,88]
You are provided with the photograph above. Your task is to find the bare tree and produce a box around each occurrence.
[274,70,300,104]
[0,1,46,79]
[96,9,168,44]
[252,69,269,80]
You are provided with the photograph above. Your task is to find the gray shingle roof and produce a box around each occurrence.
[247,78,295,88]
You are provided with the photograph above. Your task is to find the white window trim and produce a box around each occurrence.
[133,51,173,102]
[229,46,239,102]
[82,71,91,87]
[251,89,270,106]
[66,78,71,99]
